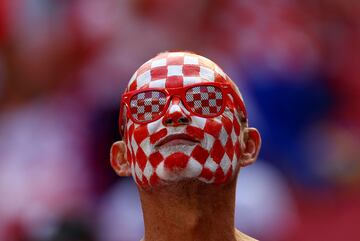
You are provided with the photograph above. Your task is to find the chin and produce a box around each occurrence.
[130,140,238,188]
[159,159,200,182]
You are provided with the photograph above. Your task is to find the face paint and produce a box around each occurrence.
[121,52,246,188]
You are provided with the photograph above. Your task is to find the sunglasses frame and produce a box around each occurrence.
[119,82,247,129]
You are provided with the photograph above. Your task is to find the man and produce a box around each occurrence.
[110,51,261,241]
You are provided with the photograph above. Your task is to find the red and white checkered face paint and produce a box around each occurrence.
[120,52,247,188]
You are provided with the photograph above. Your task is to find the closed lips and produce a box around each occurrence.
[156,134,200,147]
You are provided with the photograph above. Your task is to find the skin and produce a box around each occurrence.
[110,53,261,241]
[111,125,260,241]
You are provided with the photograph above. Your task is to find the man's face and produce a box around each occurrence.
[121,52,245,188]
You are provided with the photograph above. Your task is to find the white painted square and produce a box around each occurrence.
[184,55,199,65]
[147,120,163,135]
[136,70,151,88]
[135,162,143,179]
[183,144,196,156]
[204,158,218,172]
[200,66,215,82]
[131,135,138,153]
[140,137,152,156]
[183,76,202,86]
[219,154,231,174]
[149,79,166,88]
[219,127,228,146]
[151,58,167,68]
[204,133,215,150]
[231,129,238,145]
[143,161,154,180]
[223,108,234,122]
[155,161,165,178]
[168,52,185,58]
[167,65,183,76]
[191,116,206,129]
[183,157,202,177]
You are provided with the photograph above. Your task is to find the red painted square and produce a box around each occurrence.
[191,145,209,164]
[210,140,225,163]
[165,76,184,88]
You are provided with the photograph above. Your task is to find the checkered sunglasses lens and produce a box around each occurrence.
[130,91,167,122]
[185,86,223,116]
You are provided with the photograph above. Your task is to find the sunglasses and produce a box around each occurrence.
[120,82,247,127]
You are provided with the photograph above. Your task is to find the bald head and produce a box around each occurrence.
[121,51,247,126]
[127,52,244,96]
[111,52,260,189]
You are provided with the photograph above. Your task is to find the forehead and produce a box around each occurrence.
[126,52,232,92]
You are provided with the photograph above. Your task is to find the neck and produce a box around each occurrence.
[138,178,239,241]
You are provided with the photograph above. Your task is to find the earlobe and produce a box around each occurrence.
[240,128,261,167]
[110,141,132,176]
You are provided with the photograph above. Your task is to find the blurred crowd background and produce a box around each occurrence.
[0,0,359,240]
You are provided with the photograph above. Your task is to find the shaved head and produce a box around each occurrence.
[113,52,255,189]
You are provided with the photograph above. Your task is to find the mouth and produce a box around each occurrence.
[156,134,200,147]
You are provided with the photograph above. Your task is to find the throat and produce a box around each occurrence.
[138,180,238,241]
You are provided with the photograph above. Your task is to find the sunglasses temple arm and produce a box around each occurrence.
[226,89,248,120]
[119,100,127,138]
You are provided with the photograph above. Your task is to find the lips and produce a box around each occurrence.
[156,133,200,147]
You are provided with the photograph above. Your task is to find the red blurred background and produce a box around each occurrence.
[0,0,359,240]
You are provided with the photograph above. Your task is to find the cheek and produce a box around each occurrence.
[198,108,243,184]
[128,124,150,164]
[124,121,135,164]
[227,108,243,169]
[124,119,168,187]
[124,121,155,164]
[150,128,167,144]
[123,107,243,187]
[133,124,150,144]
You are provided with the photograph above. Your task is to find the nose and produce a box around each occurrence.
[162,97,191,126]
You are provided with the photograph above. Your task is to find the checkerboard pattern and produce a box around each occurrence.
[123,104,243,187]
[129,90,167,122]
[121,51,246,188]
[185,86,223,116]
[126,52,244,102]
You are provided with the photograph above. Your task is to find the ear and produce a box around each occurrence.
[240,128,261,167]
[110,141,131,176]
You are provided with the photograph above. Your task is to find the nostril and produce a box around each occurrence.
[178,117,189,124]
[164,119,173,125]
